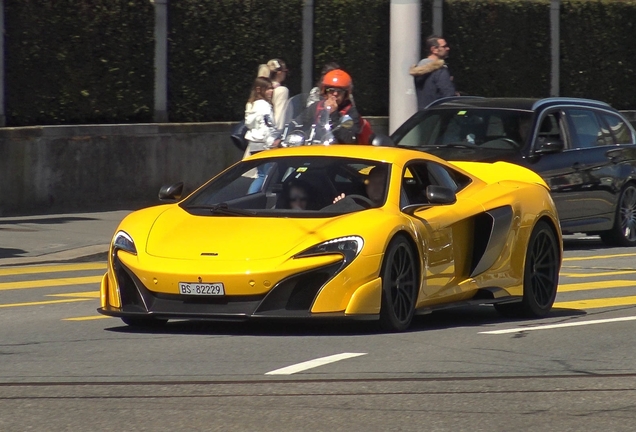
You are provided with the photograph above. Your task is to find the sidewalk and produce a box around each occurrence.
[0,210,131,266]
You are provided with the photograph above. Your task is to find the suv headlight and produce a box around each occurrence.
[295,236,364,269]
[112,231,137,256]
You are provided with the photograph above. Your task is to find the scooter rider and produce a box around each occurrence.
[295,69,362,144]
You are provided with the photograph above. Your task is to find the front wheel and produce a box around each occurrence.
[379,235,419,332]
[600,184,636,247]
[495,221,559,318]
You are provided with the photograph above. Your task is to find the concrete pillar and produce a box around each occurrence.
[0,0,5,127]
[550,0,560,97]
[153,0,169,122]
[433,0,443,36]
[302,0,314,95]
[389,0,421,134]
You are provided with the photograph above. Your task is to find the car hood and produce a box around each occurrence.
[406,146,523,163]
[145,206,364,261]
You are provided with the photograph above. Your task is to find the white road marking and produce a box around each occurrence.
[265,352,367,375]
[480,316,636,335]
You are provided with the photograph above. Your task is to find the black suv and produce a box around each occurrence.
[390,97,636,246]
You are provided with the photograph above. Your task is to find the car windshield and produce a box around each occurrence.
[394,108,534,150]
[181,156,391,217]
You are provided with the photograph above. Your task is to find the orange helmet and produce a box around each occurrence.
[322,69,352,91]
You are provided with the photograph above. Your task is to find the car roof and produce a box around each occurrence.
[428,96,614,112]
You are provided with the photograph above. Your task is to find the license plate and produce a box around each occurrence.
[179,282,225,296]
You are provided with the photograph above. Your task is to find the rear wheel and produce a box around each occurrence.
[379,235,419,332]
[600,184,636,247]
[121,316,168,328]
[495,221,559,318]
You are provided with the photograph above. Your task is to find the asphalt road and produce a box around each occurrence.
[2,236,636,431]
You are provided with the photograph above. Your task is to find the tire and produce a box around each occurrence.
[600,183,636,247]
[379,235,419,332]
[495,221,559,318]
[121,316,168,328]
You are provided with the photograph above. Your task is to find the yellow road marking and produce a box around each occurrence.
[563,253,636,262]
[0,276,102,291]
[554,296,636,310]
[558,280,636,292]
[560,270,636,278]
[63,315,112,321]
[0,298,92,308]
[48,291,100,298]
[0,263,106,277]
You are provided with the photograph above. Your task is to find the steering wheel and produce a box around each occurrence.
[346,194,375,208]
[481,137,519,149]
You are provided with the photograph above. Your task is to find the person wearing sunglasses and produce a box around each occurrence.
[293,69,362,144]
[409,35,457,111]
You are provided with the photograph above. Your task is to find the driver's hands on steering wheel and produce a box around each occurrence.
[333,193,346,204]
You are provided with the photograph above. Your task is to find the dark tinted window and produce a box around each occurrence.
[567,109,612,148]
[601,113,633,145]
[401,161,470,206]
[396,109,533,150]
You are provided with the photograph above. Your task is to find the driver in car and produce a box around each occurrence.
[294,69,362,144]
[332,165,388,207]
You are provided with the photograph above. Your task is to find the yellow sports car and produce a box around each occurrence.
[98,145,562,332]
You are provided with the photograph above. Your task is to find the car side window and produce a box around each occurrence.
[567,109,612,148]
[401,162,469,207]
[601,113,634,145]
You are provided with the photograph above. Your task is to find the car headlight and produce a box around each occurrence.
[294,236,364,269]
[112,230,137,256]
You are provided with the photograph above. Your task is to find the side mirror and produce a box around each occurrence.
[158,182,184,201]
[534,137,564,154]
[426,185,456,204]
[371,134,396,147]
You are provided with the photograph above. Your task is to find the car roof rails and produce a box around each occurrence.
[532,97,611,111]
[425,96,485,109]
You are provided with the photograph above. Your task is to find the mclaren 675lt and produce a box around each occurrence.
[98,145,563,332]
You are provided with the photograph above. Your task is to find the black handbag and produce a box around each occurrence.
[230,120,248,151]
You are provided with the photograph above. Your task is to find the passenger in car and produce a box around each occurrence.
[288,182,310,210]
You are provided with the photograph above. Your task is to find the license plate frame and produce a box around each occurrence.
[178,282,225,296]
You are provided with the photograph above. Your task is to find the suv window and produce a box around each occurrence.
[567,109,612,148]
[601,113,633,145]
[396,109,533,149]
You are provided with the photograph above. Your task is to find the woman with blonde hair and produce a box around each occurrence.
[266,58,289,129]
[256,64,270,78]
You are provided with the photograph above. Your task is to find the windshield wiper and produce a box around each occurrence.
[187,203,256,216]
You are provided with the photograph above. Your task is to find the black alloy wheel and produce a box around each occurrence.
[600,184,636,247]
[379,235,419,332]
[496,220,559,318]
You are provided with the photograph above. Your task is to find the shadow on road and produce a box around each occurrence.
[103,306,586,337]
[0,247,28,259]
[562,235,618,251]
[0,216,97,225]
